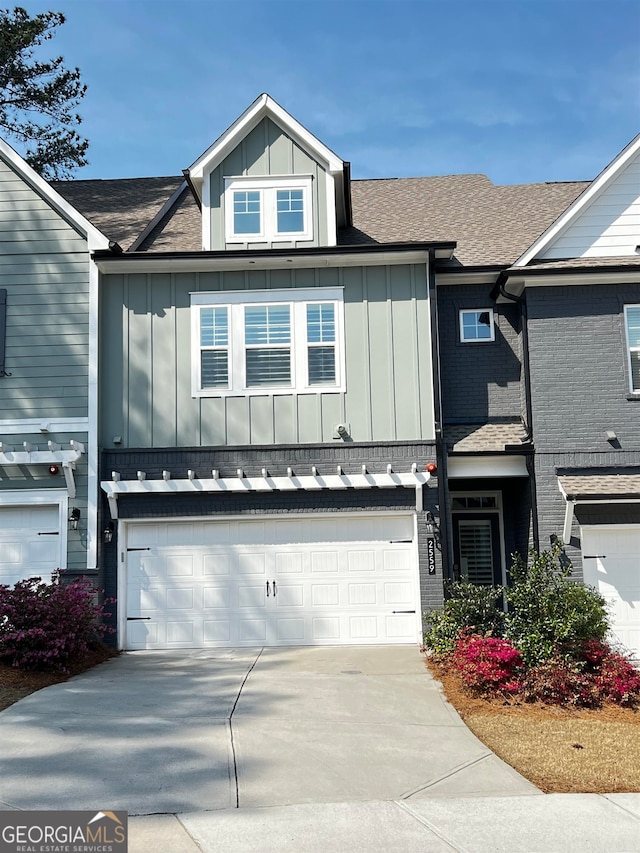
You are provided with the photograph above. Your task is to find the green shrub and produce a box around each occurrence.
[505,547,609,667]
[423,580,505,656]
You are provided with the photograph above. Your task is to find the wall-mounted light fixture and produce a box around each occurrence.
[68,507,81,530]
[103,521,115,544]
[425,511,440,537]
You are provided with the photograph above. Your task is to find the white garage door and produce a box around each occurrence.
[125,514,420,650]
[0,505,62,586]
[581,526,640,659]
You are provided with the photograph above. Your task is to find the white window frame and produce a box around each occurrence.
[191,287,345,397]
[224,176,313,244]
[624,305,640,394]
[459,308,495,343]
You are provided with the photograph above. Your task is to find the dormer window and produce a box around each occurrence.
[225,176,313,243]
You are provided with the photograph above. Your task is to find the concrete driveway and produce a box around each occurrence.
[0,646,537,815]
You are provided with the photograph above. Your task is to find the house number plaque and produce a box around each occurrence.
[427,536,436,574]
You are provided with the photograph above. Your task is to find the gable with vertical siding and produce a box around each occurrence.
[208,117,329,250]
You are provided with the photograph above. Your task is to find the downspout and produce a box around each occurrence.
[494,274,540,552]
[428,250,453,580]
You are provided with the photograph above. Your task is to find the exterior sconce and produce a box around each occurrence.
[68,507,80,530]
[426,462,437,474]
[104,521,115,544]
[425,510,440,537]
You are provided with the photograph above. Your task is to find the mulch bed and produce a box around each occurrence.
[0,644,119,712]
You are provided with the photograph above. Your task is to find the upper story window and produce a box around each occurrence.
[191,287,344,397]
[225,176,313,243]
[624,305,640,393]
[459,308,495,343]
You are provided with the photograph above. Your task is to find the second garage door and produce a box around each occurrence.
[124,514,420,650]
[581,526,640,659]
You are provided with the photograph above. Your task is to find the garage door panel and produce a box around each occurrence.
[237,552,267,574]
[203,585,231,609]
[203,620,231,642]
[239,619,267,642]
[275,585,304,607]
[582,527,640,659]
[238,584,267,608]
[125,514,419,650]
[312,617,340,641]
[274,618,305,642]
[347,551,375,573]
[275,552,303,574]
[0,505,61,585]
[311,583,339,607]
[311,551,339,573]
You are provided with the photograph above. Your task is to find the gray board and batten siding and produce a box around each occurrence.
[208,117,329,250]
[0,157,91,421]
[99,263,435,448]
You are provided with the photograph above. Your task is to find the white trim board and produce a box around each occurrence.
[447,455,529,479]
[0,418,88,435]
[0,138,109,251]
[514,132,640,267]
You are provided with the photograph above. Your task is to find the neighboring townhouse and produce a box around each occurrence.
[495,133,640,658]
[0,140,109,585]
[3,93,637,657]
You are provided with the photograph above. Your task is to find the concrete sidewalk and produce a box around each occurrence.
[129,794,640,853]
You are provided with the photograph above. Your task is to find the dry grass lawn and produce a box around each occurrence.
[428,657,640,794]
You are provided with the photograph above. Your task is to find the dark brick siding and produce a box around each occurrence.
[438,284,523,423]
[100,441,444,635]
[527,281,640,579]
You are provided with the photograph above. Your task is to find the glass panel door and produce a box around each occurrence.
[457,519,494,585]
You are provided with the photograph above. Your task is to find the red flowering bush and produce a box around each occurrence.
[452,632,523,696]
[592,647,640,706]
[0,572,114,672]
[520,657,596,707]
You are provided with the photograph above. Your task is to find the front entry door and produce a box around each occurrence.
[452,513,503,587]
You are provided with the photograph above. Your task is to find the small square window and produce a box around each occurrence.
[459,308,495,343]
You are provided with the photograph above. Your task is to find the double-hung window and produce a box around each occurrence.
[225,176,313,243]
[624,305,640,393]
[192,288,344,396]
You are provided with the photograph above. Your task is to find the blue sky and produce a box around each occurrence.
[16,0,640,185]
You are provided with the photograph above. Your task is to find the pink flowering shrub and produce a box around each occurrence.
[0,571,114,672]
[452,633,523,696]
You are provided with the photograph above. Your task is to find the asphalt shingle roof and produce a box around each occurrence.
[446,422,529,453]
[49,171,589,266]
[558,468,640,500]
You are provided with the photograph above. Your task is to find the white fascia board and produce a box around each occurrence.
[0,138,110,251]
[502,269,640,296]
[514,132,640,268]
[188,94,344,182]
[447,455,529,478]
[0,417,88,434]
[95,249,432,275]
